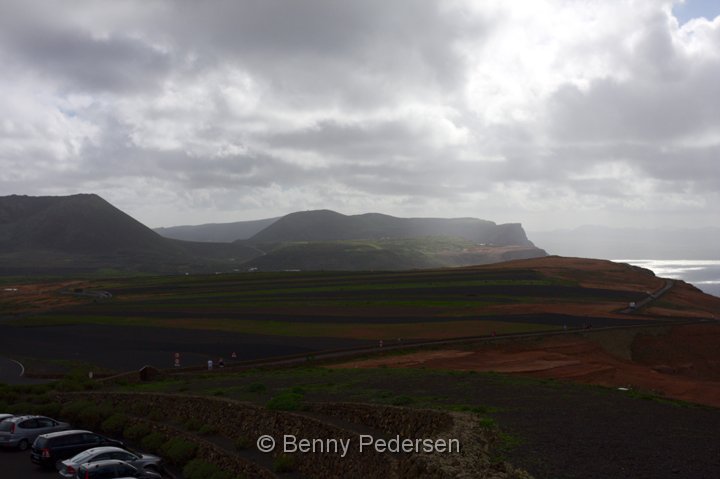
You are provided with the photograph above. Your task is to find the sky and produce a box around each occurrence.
[0,0,719,230]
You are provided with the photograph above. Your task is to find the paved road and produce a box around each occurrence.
[0,357,48,385]
[0,449,56,479]
[619,279,675,313]
[0,357,24,384]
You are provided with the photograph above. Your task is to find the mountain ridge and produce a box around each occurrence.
[0,194,545,274]
[154,209,536,247]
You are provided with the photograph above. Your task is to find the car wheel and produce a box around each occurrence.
[17,439,29,451]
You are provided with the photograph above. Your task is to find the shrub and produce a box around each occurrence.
[60,400,95,422]
[479,417,496,428]
[183,459,234,479]
[7,402,38,415]
[161,437,197,465]
[30,393,52,405]
[77,407,103,429]
[123,423,152,442]
[141,432,167,452]
[273,454,296,473]
[101,414,128,436]
[36,402,62,417]
[266,392,304,411]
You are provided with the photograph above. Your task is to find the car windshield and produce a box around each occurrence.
[70,449,96,463]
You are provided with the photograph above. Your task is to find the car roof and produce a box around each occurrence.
[73,446,127,456]
[39,429,91,438]
[4,415,46,423]
[81,459,134,469]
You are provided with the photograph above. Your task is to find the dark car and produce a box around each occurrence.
[0,415,70,450]
[75,459,162,479]
[30,430,124,468]
[58,446,163,478]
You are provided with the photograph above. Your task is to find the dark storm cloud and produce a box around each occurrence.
[0,1,173,94]
[0,0,718,228]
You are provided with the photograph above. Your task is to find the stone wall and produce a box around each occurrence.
[59,392,531,479]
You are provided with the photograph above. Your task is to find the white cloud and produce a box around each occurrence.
[0,0,717,230]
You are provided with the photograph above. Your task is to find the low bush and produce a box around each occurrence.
[101,414,128,436]
[36,401,62,418]
[7,402,38,415]
[273,453,296,473]
[141,432,167,452]
[60,400,95,422]
[266,391,305,411]
[183,459,235,479]
[123,423,152,442]
[161,437,197,465]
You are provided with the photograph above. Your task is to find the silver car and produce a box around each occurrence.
[75,459,162,479]
[58,446,163,478]
[0,414,14,422]
[0,415,70,450]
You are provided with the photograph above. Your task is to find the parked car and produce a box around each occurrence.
[74,459,162,479]
[30,430,124,468]
[0,413,14,422]
[57,446,163,478]
[0,415,70,450]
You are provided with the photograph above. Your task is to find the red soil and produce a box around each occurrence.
[0,280,90,315]
[334,323,720,408]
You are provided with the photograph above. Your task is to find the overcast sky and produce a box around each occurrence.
[1,0,719,230]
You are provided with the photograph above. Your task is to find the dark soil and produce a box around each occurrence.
[0,323,372,371]
[335,371,720,479]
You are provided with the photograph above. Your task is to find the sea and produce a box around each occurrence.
[616,260,720,298]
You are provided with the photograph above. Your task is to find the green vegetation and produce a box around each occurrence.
[123,423,152,442]
[183,459,237,479]
[266,390,306,411]
[160,437,198,465]
[8,260,643,349]
[272,453,297,473]
[141,431,168,451]
[101,414,129,435]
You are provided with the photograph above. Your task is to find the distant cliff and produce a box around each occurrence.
[247,210,536,247]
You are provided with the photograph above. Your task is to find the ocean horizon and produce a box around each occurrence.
[616,259,720,298]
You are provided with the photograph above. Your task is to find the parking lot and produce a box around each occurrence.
[1,448,56,478]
